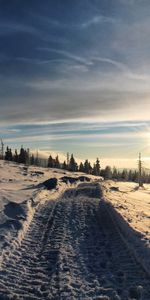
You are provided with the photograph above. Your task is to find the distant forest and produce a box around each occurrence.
[1,145,150,183]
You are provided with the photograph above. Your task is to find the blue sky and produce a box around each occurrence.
[1,0,150,167]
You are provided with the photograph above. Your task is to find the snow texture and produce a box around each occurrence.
[0,161,150,299]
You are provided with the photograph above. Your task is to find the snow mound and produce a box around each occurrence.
[0,199,35,266]
[75,182,102,198]
[63,183,102,199]
[4,201,27,219]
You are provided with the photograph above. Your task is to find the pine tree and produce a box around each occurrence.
[5,146,9,161]
[54,155,60,169]
[88,161,92,174]
[104,166,112,179]
[128,170,133,181]
[62,160,67,170]
[9,148,13,161]
[14,149,18,163]
[112,167,118,180]
[5,146,13,161]
[30,154,35,165]
[83,159,92,174]
[93,158,100,176]
[132,170,138,182]
[18,146,26,164]
[84,160,90,174]
[26,148,30,165]
[48,155,54,168]
[34,151,39,166]
[69,154,78,172]
[79,162,84,173]
[121,169,128,181]
[67,152,69,168]
[0,139,4,160]
[92,164,96,175]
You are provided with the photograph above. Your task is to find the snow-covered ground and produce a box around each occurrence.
[0,160,98,264]
[103,181,150,240]
[103,181,150,277]
[0,161,150,299]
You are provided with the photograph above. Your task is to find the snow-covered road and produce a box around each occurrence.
[0,183,150,300]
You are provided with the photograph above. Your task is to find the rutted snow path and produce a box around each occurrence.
[0,183,150,300]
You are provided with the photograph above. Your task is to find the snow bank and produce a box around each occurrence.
[0,198,35,266]
[104,199,150,276]
[103,181,150,277]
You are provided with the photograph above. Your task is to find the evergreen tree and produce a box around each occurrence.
[128,170,133,181]
[93,158,100,176]
[14,149,18,163]
[132,170,138,182]
[88,162,93,174]
[92,164,96,175]
[112,167,118,180]
[79,162,84,173]
[62,160,67,170]
[18,146,26,164]
[104,166,112,179]
[66,152,69,168]
[100,169,105,178]
[48,155,54,168]
[34,151,39,166]
[83,159,92,174]
[84,160,90,174]
[26,148,30,165]
[69,154,78,172]
[121,169,128,181]
[54,155,60,169]
[5,146,13,161]
[5,146,9,161]
[9,148,13,161]
[30,154,35,165]
[0,139,4,160]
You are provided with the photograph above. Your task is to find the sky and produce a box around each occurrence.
[1,0,150,168]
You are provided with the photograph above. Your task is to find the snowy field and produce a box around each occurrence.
[103,181,150,278]
[0,161,150,299]
[0,160,98,265]
[103,181,150,240]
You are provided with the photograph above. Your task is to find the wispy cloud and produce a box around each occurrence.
[80,15,116,28]
[30,12,116,30]
[92,57,150,81]
[37,47,150,82]
[3,129,148,144]
[0,21,38,36]
[38,47,92,66]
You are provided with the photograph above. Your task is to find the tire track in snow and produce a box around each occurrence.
[0,183,149,299]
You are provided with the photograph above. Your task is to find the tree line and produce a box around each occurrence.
[3,145,150,183]
[4,146,101,176]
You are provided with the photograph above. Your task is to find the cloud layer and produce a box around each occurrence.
[0,0,150,164]
[0,0,150,124]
